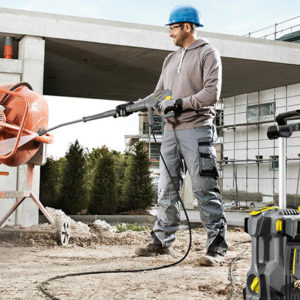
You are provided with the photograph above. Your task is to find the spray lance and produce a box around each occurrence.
[38,90,174,136]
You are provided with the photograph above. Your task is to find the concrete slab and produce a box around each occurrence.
[180,209,248,227]
[0,8,300,100]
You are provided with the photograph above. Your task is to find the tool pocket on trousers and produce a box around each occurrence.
[199,152,219,178]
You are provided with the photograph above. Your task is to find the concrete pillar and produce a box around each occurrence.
[15,36,45,226]
[18,36,45,93]
[0,36,45,227]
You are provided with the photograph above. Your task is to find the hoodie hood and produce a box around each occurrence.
[186,38,209,50]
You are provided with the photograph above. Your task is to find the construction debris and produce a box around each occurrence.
[46,207,91,238]
[0,207,148,247]
[93,219,117,232]
[0,225,251,300]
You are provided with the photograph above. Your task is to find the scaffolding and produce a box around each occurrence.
[135,84,300,208]
[220,85,300,207]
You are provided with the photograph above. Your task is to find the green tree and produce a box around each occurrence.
[85,147,102,201]
[88,146,117,214]
[112,150,130,213]
[122,141,155,211]
[58,140,87,214]
[40,156,62,208]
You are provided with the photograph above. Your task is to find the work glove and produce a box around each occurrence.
[114,102,134,118]
[158,98,183,114]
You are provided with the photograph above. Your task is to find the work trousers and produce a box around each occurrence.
[151,125,228,256]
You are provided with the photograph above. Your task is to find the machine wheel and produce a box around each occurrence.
[56,220,71,246]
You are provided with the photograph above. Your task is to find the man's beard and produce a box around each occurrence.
[174,32,188,47]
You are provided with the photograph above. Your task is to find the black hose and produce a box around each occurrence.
[226,240,251,300]
[39,125,193,300]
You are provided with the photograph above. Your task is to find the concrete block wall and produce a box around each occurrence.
[0,36,45,226]
[222,83,300,203]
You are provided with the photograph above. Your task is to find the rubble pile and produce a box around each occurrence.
[93,219,117,232]
[46,207,92,239]
[0,207,149,247]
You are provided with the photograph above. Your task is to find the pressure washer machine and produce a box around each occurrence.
[244,110,300,300]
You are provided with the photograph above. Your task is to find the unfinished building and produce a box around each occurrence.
[1,8,300,226]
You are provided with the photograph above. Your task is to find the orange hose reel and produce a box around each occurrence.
[0,83,54,166]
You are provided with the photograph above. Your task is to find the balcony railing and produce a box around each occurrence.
[245,16,300,40]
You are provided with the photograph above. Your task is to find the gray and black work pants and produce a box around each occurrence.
[151,125,228,256]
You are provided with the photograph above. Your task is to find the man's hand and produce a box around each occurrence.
[158,98,183,114]
[114,102,134,118]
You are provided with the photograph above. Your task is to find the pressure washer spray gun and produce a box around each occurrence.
[114,89,174,124]
[39,89,174,136]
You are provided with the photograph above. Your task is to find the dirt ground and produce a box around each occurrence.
[0,211,251,300]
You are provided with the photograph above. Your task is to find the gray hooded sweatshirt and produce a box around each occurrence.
[155,38,222,131]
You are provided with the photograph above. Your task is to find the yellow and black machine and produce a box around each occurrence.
[244,110,300,300]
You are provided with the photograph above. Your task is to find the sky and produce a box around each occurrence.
[1,0,299,36]
[1,0,299,157]
[44,96,138,157]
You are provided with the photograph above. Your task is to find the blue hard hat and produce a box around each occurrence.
[166,5,203,27]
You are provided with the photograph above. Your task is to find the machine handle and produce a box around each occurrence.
[268,109,300,140]
[276,110,300,125]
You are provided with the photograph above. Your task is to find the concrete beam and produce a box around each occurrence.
[205,31,300,65]
[0,58,22,74]
[0,8,299,66]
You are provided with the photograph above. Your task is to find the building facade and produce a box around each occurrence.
[222,83,300,207]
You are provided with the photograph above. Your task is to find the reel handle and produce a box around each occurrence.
[276,110,300,125]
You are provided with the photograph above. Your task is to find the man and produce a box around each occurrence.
[116,5,228,266]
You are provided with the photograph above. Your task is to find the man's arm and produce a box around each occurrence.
[181,48,222,110]
[153,71,164,94]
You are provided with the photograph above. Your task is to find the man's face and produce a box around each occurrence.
[168,23,188,47]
